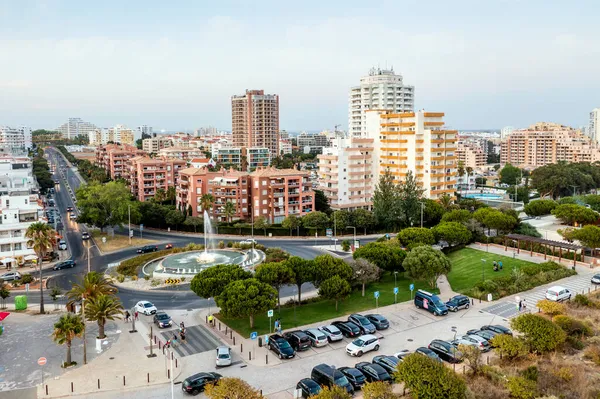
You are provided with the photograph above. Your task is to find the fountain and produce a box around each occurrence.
[196,210,216,263]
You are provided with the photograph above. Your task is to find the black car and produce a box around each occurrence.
[365,314,389,330]
[332,321,361,338]
[53,260,76,270]
[354,362,392,383]
[137,245,158,254]
[82,232,90,240]
[338,367,366,390]
[182,372,222,395]
[296,378,322,398]
[415,347,442,362]
[428,340,462,364]
[467,329,500,344]
[372,355,400,374]
[66,206,73,212]
[445,295,471,312]
[348,314,376,334]
[481,325,513,336]
[283,330,312,351]
[268,334,295,359]
[153,312,173,328]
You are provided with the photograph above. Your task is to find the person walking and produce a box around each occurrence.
[134,311,139,321]
[172,333,178,348]
[498,261,503,270]
[522,299,527,311]
[208,314,214,327]
[180,328,186,343]
[180,321,185,330]
[518,300,522,312]
[124,310,130,322]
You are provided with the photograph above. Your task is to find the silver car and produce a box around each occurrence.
[452,334,491,352]
[318,325,344,342]
[304,328,329,347]
[216,346,232,367]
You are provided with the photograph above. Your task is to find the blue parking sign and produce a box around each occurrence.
[393,287,399,295]
[374,291,380,299]
[409,283,415,292]
[250,332,258,340]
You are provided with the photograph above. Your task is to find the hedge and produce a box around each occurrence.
[116,248,183,276]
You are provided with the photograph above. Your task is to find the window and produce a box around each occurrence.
[14,243,22,250]
[262,180,267,186]
[263,209,267,214]
[262,200,267,205]
[262,190,267,195]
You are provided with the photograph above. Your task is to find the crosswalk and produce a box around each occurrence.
[483,271,600,318]
[159,324,222,357]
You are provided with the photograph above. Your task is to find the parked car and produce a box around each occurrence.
[53,260,76,270]
[58,240,67,250]
[267,334,295,359]
[445,295,471,312]
[372,355,400,374]
[545,285,572,302]
[0,271,22,281]
[215,346,232,367]
[283,330,312,351]
[481,325,513,336]
[414,289,448,316]
[135,300,157,315]
[338,367,366,390]
[346,334,380,357]
[348,314,377,334]
[452,335,491,352]
[311,364,354,394]
[365,314,389,330]
[181,372,222,395]
[592,274,600,284]
[240,238,257,245]
[318,325,344,342]
[137,245,158,254]
[81,232,90,240]
[393,351,411,362]
[428,340,462,363]
[296,378,322,398]
[304,328,329,347]
[332,321,361,338]
[467,329,500,344]
[153,311,172,328]
[415,346,442,362]
[354,362,392,383]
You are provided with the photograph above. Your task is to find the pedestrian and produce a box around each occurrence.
[277,320,282,333]
[180,328,186,343]
[518,300,522,312]
[124,310,130,322]
[134,311,139,321]
[498,261,503,270]
[165,339,171,349]
[180,321,185,330]
[172,333,178,347]
[493,260,497,269]
[274,319,279,331]
[522,299,527,311]
[208,314,214,327]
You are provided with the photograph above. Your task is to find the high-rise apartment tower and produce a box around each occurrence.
[231,90,279,157]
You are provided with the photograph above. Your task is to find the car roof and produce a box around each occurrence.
[356,334,377,340]
[305,328,323,334]
[547,285,566,291]
[321,324,340,331]
[300,378,319,386]
[365,314,385,320]
[188,372,213,380]
[217,346,230,354]
[355,361,371,367]
[139,300,152,305]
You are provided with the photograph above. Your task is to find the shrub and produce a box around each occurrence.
[117,248,181,276]
[521,365,538,381]
[227,241,233,248]
[536,299,566,315]
[584,345,600,365]
[264,247,289,263]
[131,275,138,281]
[116,274,125,283]
[395,353,467,398]
[218,241,225,249]
[506,376,537,399]
[566,335,585,350]
[341,239,351,252]
[150,279,161,287]
[491,335,528,360]
[143,275,150,281]
[20,274,34,284]
[552,366,574,382]
[573,294,594,307]
[181,277,186,282]
[511,314,567,353]
[552,315,593,336]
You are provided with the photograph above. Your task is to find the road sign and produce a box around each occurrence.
[140,224,144,231]
[374,291,380,299]
[409,283,415,292]
[326,228,333,238]
[37,357,47,366]
[25,283,29,293]
[129,230,134,238]
[250,332,258,340]
[267,309,273,318]
[264,335,269,344]
[393,287,399,295]
[0,312,10,322]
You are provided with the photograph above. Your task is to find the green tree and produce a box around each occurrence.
[254,216,270,236]
[510,313,567,353]
[313,254,353,286]
[584,194,600,211]
[514,222,542,238]
[490,335,528,360]
[84,295,123,339]
[530,161,600,199]
[0,284,10,309]
[551,203,598,226]
[352,242,406,273]
[282,215,300,236]
[318,276,352,311]
[284,257,315,302]
[76,181,139,231]
[205,377,264,399]
[153,188,166,203]
[190,264,252,299]
[50,287,62,310]
[423,199,445,226]
[441,209,472,224]
[570,225,600,248]
[351,209,377,235]
[200,194,214,213]
[52,313,85,367]
[25,221,56,314]
[523,199,557,216]
[373,169,400,229]
[331,210,350,232]
[165,209,186,229]
[302,211,330,231]
[310,385,352,399]
[457,161,465,195]
[166,186,176,205]
[217,278,277,328]
[183,216,203,233]
[349,258,380,296]
[397,227,436,248]
[395,353,467,398]
[223,201,236,223]
[398,171,425,227]
[438,193,454,211]
[362,381,398,399]
[500,163,521,185]
[473,207,518,234]
[403,246,451,288]
[255,262,296,310]
[314,189,332,215]
[432,222,472,247]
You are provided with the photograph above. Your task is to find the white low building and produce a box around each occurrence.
[0,126,32,154]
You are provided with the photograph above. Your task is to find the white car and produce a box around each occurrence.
[69,213,77,221]
[135,300,157,315]
[545,286,571,302]
[318,325,344,342]
[58,240,67,250]
[216,346,232,367]
[346,334,380,357]
[1,271,22,281]
[240,239,257,245]
[304,328,329,347]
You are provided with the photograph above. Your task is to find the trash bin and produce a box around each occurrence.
[258,337,263,347]
[14,295,27,311]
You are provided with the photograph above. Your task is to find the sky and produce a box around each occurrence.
[1,0,599,132]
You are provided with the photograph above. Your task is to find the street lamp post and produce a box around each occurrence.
[333,212,337,251]
[87,244,98,273]
[82,296,87,365]
[420,202,425,228]
[481,259,486,282]
[346,226,356,249]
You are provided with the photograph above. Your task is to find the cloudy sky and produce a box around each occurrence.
[1,0,598,131]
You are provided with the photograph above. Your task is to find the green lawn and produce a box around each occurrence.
[217,273,437,337]
[446,247,536,293]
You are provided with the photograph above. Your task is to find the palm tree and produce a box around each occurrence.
[223,201,236,223]
[438,193,453,210]
[200,194,214,214]
[85,295,124,339]
[25,221,56,314]
[153,188,166,204]
[166,186,176,205]
[52,313,84,367]
[457,161,465,198]
[466,166,474,191]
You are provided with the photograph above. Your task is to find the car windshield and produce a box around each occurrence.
[334,373,349,386]
[144,303,154,308]
[278,340,291,349]
[316,334,326,340]
[352,338,365,347]
[157,314,169,320]
[309,385,321,394]
[355,316,368,325]
[218,354,229,359]
[431,296,445,306]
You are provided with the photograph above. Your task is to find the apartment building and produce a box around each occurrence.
[349,67,415,138]
[365,110,457,199]
[0,126,32,153]
[318,136,374,210]
[456,140,487,169]
[137,125,153,137]
[250,167,314,224]
[246,147,271,170]
[209,171,251,222]
[143,136,173,153]
[214,147,242,167]
[589,108,600,144]
[158,146,205,161]
[95,144,146,180]
[128,156,186,202]
[231,89,279,156]
[279,139,293,155]
[500,122,600,168]
[176,168,227,215]
[57,118,97,140]
[189,158,212,168]
[0,156,36,190]
[88,125,138,146]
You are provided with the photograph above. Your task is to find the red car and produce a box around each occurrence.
[165,243,173,249]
